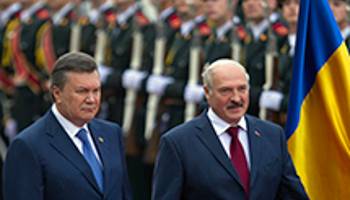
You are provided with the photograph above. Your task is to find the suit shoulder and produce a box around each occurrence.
[91,118,121,130]
[163,115,203,139]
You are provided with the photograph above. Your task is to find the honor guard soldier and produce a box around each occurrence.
[259,0,299,127]
[145,0,211,133]
[37,0,75,73]
[122,0,182,146]
[79,0,116,56]
[120,1,181,199]
[10,0,50,133]
[102,0,150,125]
[329,0,350,50]
[0,0,21,143]
[241,0,289,117]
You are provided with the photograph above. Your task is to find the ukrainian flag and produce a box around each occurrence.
[285,0,350,199]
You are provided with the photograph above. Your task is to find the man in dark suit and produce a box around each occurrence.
[3,52,133,200]
[152,59,309,200]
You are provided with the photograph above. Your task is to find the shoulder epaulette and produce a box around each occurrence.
[14,11,21,19]
[67,11,75,20]
[198,22,211,36]
[136,11,149,27]
[36,8,50,20]
[168,13,181,30]
[273,22,289,36]
[105,11,117,24]
[236,24,247,41]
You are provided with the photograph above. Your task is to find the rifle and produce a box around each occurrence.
[69,0,83,52]
[94,0,108,64]
[143,0,166,164]
[122,14,144,138]
[259,0,280,123]
[184,0,201,122]
[229,0,242,61]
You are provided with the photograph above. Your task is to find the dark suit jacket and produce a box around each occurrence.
[3,109,133,200]
[152,111,309,200]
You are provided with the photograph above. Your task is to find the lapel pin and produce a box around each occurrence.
[98,137,104,143]
[254,131,261,137]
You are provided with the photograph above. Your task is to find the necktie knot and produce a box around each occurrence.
[77,128,88,144]
[227,126,239,139]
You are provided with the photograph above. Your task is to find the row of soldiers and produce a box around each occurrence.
[0,0,350,199]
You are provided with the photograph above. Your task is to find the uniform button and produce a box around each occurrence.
[116,48,124,55]
[256,63,262,69]
[179,60,186,67]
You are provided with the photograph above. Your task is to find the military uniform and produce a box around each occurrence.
[204,19,247,64]
[135,7,182,142]
[80,1,116,57]
[161,15,211,131]
[243,14,289,117]
[11,2,50,132]
[0,2,21,145]
[103,3,150,125]
[36,3,75,73]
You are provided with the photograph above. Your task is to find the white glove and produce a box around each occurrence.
[98,63,113,84]
[184,84,204,103]
[122,69,147,90]
[259,90,284,111]
[146,74,174,95]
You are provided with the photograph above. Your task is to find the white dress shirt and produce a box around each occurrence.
[52,104,103,167]
[207,108,251,170]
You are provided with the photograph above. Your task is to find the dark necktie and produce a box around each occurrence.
[77,128,104,191]
[227,126,250,197]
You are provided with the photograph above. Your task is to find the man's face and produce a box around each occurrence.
[53,71,101,127]
[242,0,264,23]
[175,0,189,16]
[204,64,249,125]
[329,0,347,26]
[203,0,231,24]
[282,0,299,26]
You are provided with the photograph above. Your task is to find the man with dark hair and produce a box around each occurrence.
[3,52,133,200]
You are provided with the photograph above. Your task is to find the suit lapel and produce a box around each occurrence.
[245,115,263,187]
[45,111,102,194]
[194,113,243,186]
[88,120,111,194]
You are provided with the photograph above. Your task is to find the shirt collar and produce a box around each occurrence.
[288,33,296,56]
[216,20,233,40]
[52,3,74,25]
[52,103,89,138]
[341,26,350,40]
[0,3,22,24]
[207,108,247,137]
[21,1,44,23]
